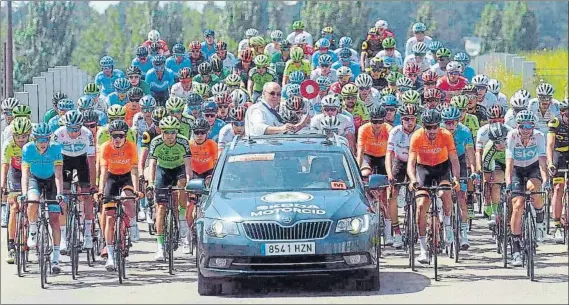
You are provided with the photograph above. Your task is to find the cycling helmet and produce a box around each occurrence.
[127,87,144,101]
[339,36,353,48]
[159,116,181,131]
[152,55,166,67]
[229,105,247,122]
[404,62,420,75]
[99,55,114,68]
[245,28,259,38]
[193,118,210,131]
[450,95,469,110]
[289,71,305,84]
[270,30,284,41]
[369,105,387,119]
[139,95,157,109]
[536,82,555,96]
[166,96,186,112]
[150,42,161,53]
[198,62,212,75]
[107,104,126,118]
[396,76,415,88]
[367,27,378,35]
[316,76,332,89]
[421,108,442,125]
[189,40,201,51]
[77,95,95,110]
[225,73,242,86]
[108,119,129,133]
[336,66,353,77]
[286,84,301,97]
[487,79,501,94]
[203,29,215,37]
[32,123,52,138]
[339,48,352,60]
[136,46,149,57]
[462,84,477,95]
[216,40,227,51]
[64,110,84,127]
[488,123,509,141]
[290,46,304,61]
[454,52,470,65]
[57,98,75,111]
[230,89,249,106]
[412,42,428,54]
[201,101,218,114]
[386,72,403,83]
[369,56,385,69]
[82,110,99,124]
[381,87,396,96]
[185,93,203,108]
[516,89,532,101]
[398,103,419,116]
[113,78,131,93]
[401,90,421,104]
[340,84,359,97]
[178,67,192,80]
[280,40,292,51]
[382,57,397,69]
[424,88,443,100]
[147,29,161,42]
[172,43,185,55]
[151,107,167,124]
[413,22,427,33]
[446,61,463,72]
[435,48,452,59]
[1,97,19,110]
[285,96,305,112]
[210,56,224,73]
[213,92,231,105]
[472,74,489,87]
[559,98,569,110]
[240,49,254,62]
[317,38,331,49]
[292,20,305,30]
[211,83,228,96]
[382,37,396,49]
[318,54,333,66]
[12,104,31,119]
[320,94,342,108]
[428,40,443,52]
[321,115,341,132]
[280,107,300,124]
[322,26,334,34]
[380,94,399,107]
[441,106,461,120]
[126,65,142,76]
[193,83,210,97]
[249,36,265,47]
[83,83,98,96]
[515,110,536,124]
[510,93,529,110]
[355,74,373,88]
[253,54,270,67]
[12,117,32,135]
[375,19,388,30]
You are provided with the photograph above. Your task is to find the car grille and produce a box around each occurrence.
[243,220,332,241]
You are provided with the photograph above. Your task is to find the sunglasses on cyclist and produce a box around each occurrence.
[385,107,396,112]
[424,124,439,130]
[142,107,154,113]
[169,109,183,114]
[35,137,50,143]
[14,134,29,140]
[3,111,13,116]
[323,107,338,113]
[518,123,535,130]
[424,81,436,86]
[204,113,216,118]
[128,75,140,80]
[218,104,229,109]
[401,116,416,122]
[444,120,458,126]
[66,126,81,133]
[359,86,371,91]
[84,122,97,128]
[320,64,330,68]
[111,133,126,139]
[232,121,245,127]
[448,71,460,76]
[193,130,208,136]
[163,130,177,135]
[371,119,383,125]
[406,73,418,77]
[494,140,504,145]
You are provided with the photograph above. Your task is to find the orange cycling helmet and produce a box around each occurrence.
[240,49,253,62]
[422,70,438,83]
[188,41,201,51]
[404,62,420,75]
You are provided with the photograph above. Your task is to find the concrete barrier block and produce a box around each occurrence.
[504,54,516,72]
[32,77,47,120]
[55,66,69,96]
[14,92,29,106]
[522,61,536,88]
[43,71,54,104]
[512,56,525,75]
[49,68,62,93]
[24,84,39,122]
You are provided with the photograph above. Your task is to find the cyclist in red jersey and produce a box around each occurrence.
[437,61,467,103]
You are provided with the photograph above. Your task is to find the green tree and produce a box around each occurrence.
[518,5,539,51]
[409,1,437,38]
[474,3,504,52]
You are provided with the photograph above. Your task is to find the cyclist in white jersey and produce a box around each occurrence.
[505,110,549,267]
[428,47,452,77]
[403,42,431,72]
[238,28,258,52]
[310,95,355,147]
[504,91,530,128]
[170,68,193,100]
[333,37,359,63]
[53,110,98,252]
[132,96,157,144]
[310,54,338,83]
[217,105,247,156]
[374,37,403,70]
[309,76,333,115]
[404,22,432,57]
[487,79,508,108]
[471,74,499,110]
[355,74,381,109]
[386,104,420,249]
[527,82,561,134]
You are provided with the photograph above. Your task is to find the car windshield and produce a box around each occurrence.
[218,151,355,192]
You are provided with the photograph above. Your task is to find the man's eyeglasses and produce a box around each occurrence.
[218,104,229,109]
[66,126,81,133]
[406,73,418,77]
[204,113,216,118]
[401,116,416,122]
[84,122,97,129]
[111,133,126,139]
[448,71,460,76]
[14,134,29,140]
[2,111,13,116]
[232,121,245,127]
[359,86,371,91]
[128,75,140,80]
[163,130,177,135]
[424,124,439,130]
[142,107,154,113]
[268,91,281,96]
[323,107,338,113]
[371,119,383,125]
[193,129,208,136]
[320,64,330,68]
[518,123,535,130]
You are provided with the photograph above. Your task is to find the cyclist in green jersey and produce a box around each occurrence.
[44,92,68,124]
[165,96,194,139]
[211,56,230,81]
[126,65,151,95]
[451,95,480,139]
[96,105,137,145]
[481,123,509,226]
[248,54,278,102]
[192,62,220,87]
[271,40,292,84]
[146,116,193,259]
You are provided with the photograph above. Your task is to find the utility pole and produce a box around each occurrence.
[5,0,14,97]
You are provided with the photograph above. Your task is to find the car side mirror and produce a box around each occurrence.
[187,178,209,195]
[366,174,389,190]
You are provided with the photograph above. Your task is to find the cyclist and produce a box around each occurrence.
[107,77,131,107]
[270,40,292,84]
[282,73,304,101]
[423,88,444,110]
[166,43,191,77]
[83,83,106,113]
[97,119,142,271]
[146,116,193,258]
[528,82,560,135]
[308,76,333,114]
[215,40,236,69]
[407,109,460,264]
[287,20,313,45]
[403,42,430,73]
[374,37,403,70]
[437,61,467,103]
[333,36,359,63]
[142,30,170,57]
[283,47,311,86]
[311,38,339,70]
[320,26,336,50]
[202,101,227,142]
[330,66,354,94]
[82,110,100,144]
[193,82,211,100]
[213,91,231,123]
[124,87,144,127]
[1,97,21,227]
[429,47,452,77]
[146,55,175,106]
[131,46,154,80]
[381,94,401,127]
[211,55,230,81]
[463,84,489,126]
[505,91,530,128]
[248,55,278,102]
[505,110,548,267]
[441,106,476,249]
[546,98,569,244]
[44,92,66,123]
[341,84,369,132]
[420,70,439,99]
[360,27,383,69]
[454,52,475,82]
[193,62,221,87]
[425,40,443,65]
[165,96,194,139]
[234,49,254,84]
[406,22,432,55]
[21,123,65,274]
[366,57,389,91]
[1,117,32,262]
[238,28,259,52]
[188,41,207,77]
[95,56,126,100]
[403,62,423,90]
[386,104,420,248]
[471,74,499,110]
[355,73,381,109]
[185,92,205,119]
[487,79,508,108]
[218,105,247,155]
[249,36,267,57]
[332,48,361,80]
[126,65,151,95]
[396,76,416,97]
[310,54,338,83]
[48,99,75,133]
[170,68,193,100]
[132,96,156,148]
[53,110,97,252]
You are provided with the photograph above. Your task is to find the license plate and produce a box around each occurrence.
[263,242,316,256]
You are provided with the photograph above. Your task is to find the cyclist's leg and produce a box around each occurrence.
[102,173,121,269]
[6,168,22,254]
[435,161,453,243]
[59,157,74,254]
[153,166,172,259]
[26,175,41,247]
[119,176,138,242]
[415,164,432,262]
[510,166,527,266]
[552,153,567,242]
[45,177,62,272]
[457,156,469,246]
[389,158,407,248]
[372,156,392,244]
[76,155,95,247]
[526,163,545,241]
[483,171,493,216]
[173,165,189,252]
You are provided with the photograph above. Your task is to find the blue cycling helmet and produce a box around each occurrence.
[318,54,333,66]
[172,43,185,55]
[454,52,470,65]
[64,110,84,127]
[339,36,352,48]
[289,71,305,84]
[441,106,461,120]
[339,48,351,60]
[203,29,215,37]
[32,123,52,138]
[316,76,332,89]
[286,84,301,97]
[57,98,76,111]
[99,55,114,68]
[382,57,397,69]
[428,40,443,52]
[113,77,131,93]
[380,94,399,107]
[201,101,218,114]
[412,22,427,33]
[139,95,157,108]
[317,38,330,48]
[77,95,95,110]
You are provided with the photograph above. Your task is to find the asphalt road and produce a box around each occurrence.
[1,216,567,304]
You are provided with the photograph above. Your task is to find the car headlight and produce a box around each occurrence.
[205,220,240,238]
[335,214,370,234]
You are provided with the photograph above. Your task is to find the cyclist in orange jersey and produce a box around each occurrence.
[125,87,143,127]
[407,109,460,264]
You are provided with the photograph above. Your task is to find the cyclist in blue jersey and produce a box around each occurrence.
[331,48,361,80]
[454,52,475,82]
[441,106,477,249]
[505,110,549,267]
[202,101,226,141]
[95,56,125,99]
[381,95,401,126]
[281,72,304,101]
[146,55,175,107]
[166,43,191,79]
[107,77,131,107]
[185,93,204,119]
[77,95,108,126]
[311,38,339,69]
[201,29,217,60]
[131,46,154,80]
[48,98,76,133]
[20,123,65,274]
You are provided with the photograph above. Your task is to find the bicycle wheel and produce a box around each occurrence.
[115,216,123,284]
[15,211,24,277]
[71,213,79,280]
[453,201,460,263]
[524,212,535,281]
[166,209,175,275]
[431,204,438,280]
[39,221,49,289]
[409,202,416,271]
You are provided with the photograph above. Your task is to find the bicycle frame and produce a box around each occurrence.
[67,183,95,280]
[155,186,185,275]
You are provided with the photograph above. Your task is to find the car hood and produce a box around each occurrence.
[207,190,369,223]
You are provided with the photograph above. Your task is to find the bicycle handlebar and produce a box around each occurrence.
[101,196,138,201]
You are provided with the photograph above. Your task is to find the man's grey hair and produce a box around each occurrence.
[263,82,280,93]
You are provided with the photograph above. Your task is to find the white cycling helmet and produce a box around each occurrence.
[355,74,373,88]
[375,19,388,30]
[510,93,529,110]
[320,94,342,108]
[245,28,259,38]
[472,74,489,87]
[516,89,532,101]
[321,115,341,131]
[148,30,160,42]
[487,79,501,94]
[412,42,428,54]
[536,82,555,96]
[336,66,353,77]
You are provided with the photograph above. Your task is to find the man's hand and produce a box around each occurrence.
[282,123,295,133]
[548,163,556,177]
[408,181,419,192]
[453,177,461,192]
